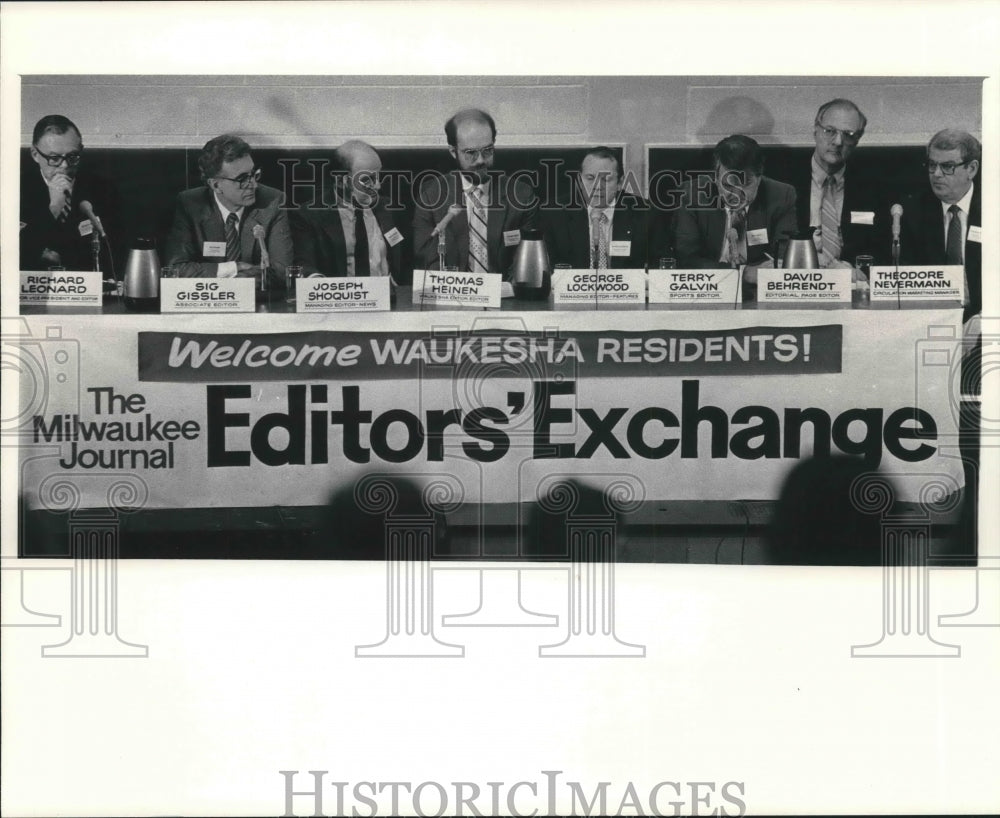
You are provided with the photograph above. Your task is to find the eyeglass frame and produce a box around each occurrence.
[33,146,83,167]
[924,159,972,176]
[457,144,495,162]
[814,122,864,144]
[213,167,262,189]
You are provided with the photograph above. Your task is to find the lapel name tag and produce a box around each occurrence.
[20,270,102,307]
[869,265,964,304]
[757,269,851,305]
[296,276,391,312]
[746,228,769,247]
[503,229,521,247]
[552,268,645,305]
[967,225,982,243]
[413,270,501,309]
[383,227,404,247]
[78,219,94,237]
[203,240,227,258]
[649,268,742,307]
[609,240,631,257]
[850,211,875,225]
[161,279,255,312]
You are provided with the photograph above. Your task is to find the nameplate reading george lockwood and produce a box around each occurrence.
[161,279,256,313]
[297,277,391,312]
[20,271,102,307]
[552,269,646,305]
[412,270,501,309]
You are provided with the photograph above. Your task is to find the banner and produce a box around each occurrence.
[11,309,964,510]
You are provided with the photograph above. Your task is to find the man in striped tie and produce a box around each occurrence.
[413,108,539,277]
[20,115,119,272]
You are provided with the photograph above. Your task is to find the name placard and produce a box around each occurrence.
[296,277,391,312]
[161,278,256,313]
[20,271,102,307]
[648,268,741,307]
[757,269,851,305]
[869,265,964,304]
[412,270,500,309]
[552,269,646,306]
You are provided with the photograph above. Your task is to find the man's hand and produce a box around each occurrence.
[41,248,62,266]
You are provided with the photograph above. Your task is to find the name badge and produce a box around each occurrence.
[869,265,964,305]
[968,225,982,243]
[203,241,227,258]
[383,227,404,247]
[413,270,501,309]
[503,229,522,247]
[20,270,102,307]
[850,211,875,225]
[746,228,769,247]
[78,219,94,237]
[161,278,256,313]
[757,268,851,306]
[296,276,391,312]
[609,240,631,257]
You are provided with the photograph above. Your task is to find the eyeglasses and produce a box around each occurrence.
[815,123,863,144]
[34,147,83,167]
[458,144,495,162]
[214,168,262,189]
[924,159,971,176]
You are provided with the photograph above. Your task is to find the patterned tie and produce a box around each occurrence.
[354,204,370,276]
[225,212,240,262]
[946,204,963,264]
[591,211,609,269]
[727,208,747,267]
[468,186,489,274]
[820,174,842,261]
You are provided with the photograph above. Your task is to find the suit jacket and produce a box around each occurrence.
[673,176,798,269]
[412,171,539,276]
[542,194,664,270]
[787,161,884,265]
[19,165,119,272]
[164,184,293,279]
[899,184,982,321]
[291,202,407,282]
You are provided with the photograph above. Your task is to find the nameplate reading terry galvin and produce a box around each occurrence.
[161,278,256,313]
[412,270,501,309]
[20,271,102,307]
[757,268,851,305]
[869,265,964,304]
[648,268,742,307]
[552,269,646,305]
[296,276,390,312]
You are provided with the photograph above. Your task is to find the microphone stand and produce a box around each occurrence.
[90,231,101,274]
[892,236,901,310]
[437,231,446,273]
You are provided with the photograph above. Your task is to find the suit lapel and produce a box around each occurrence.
[199,190,227,247]
[241,205,262,264]
[375,204,401,276]
[449,173,470,270]
[321,209,349,277]
[572,206,590,268]
[486,175,505,272]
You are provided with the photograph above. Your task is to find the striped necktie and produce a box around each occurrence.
[591,211,609,269]
[467,186,489,274]
[820,174,842,260]
[225,212,240,262]
[726,208,747,267]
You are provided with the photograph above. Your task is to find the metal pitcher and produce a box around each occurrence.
[510,229,551,300]
[123,237,160,311]
[780,228,820,270]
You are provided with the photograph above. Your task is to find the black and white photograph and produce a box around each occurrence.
[2,2,998,816]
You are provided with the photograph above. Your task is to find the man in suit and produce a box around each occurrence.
[899,129,982,323]
[543,146,661,270]
[782,99,882,268]
[164,134,291,285]
[291,140,408,282]
[20,114,119,272]
[412,108,538,277]
[673,134,797,293]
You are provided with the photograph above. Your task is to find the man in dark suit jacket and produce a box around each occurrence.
[164,134,291,285]
[20,114,119,273]
[291,140,408,282]
[783,99,883,267]
[899,129,982,323]
[674,135,797,293]
[412,108,538,277]
[543,146,663,270]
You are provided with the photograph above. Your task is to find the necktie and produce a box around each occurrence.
[946,204,963,264]
[354,204,370,276]
[592,212,609,269]
[727,208,747,267]
[225,212,240,262]
[468,186,489,274]
[820,174,842,261]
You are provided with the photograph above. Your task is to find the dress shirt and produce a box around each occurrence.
[460,175,491,228]
[336,203,389,277]
[808,154,846,228]
[213,194,245,278]
[586,204,616,257]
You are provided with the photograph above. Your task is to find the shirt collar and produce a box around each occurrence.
[213,192,244,224]
[811,154,845,189]
[587,203,616,223]
[941,183,975,217]
[460,174,491,198]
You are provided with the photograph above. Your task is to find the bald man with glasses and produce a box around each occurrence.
[164,133,291,285]
[20,114,120,272]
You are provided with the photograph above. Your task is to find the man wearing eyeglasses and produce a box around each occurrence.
[20,114,119,272]
[900,129,982,323]
[412,108,538,276]
[786,99,880,269]
[290,140,407,281]
[164,133,291,284]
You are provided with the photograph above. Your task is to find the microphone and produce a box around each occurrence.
[890,203,903,266]
[251,224,270,269]
[79,200,106,239]
[432,205,463,237]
